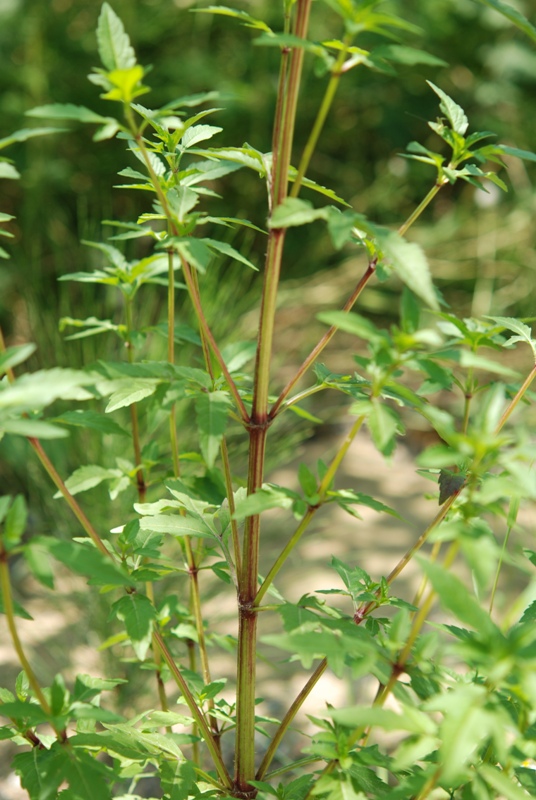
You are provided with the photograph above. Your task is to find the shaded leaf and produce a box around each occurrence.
[111,593,155,661]
[195,391,230,468]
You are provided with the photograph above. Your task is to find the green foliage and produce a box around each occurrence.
[1,2,536,800]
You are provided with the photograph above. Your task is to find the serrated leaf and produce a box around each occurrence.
[97,2,136,71]
[377,229,438,310]
[270,197,330,228]
[53,465,119,498]
[472,0,536,44]
[204,237,257,270]
[111,593,155,661]
[195,391,230,468]
[192,5,273,33]
[73,674,127,703]
[167,185,199,222]
[0,368,94,414]
[233,486,295,520]
[368,402,399,455]
[169,237,212,273]
[427,81,469,136]
[485,315,536,358]
[181,124,222,149]
[105,378,159,412]
[139,514,215,538]
[43,538,134,587]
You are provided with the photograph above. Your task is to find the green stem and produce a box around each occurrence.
[256,659,328,780]
[495,362,536,433]
[290,33,352,198]
[28,438,110,557]
[152,629,232,789]
[179,255,249,423]
[270,259,376,418]
[221,437,241,579]
[126,110,247,424]
[397,181,446,237]
[268,4,293,210]
[124,295,146,502]
[0,549,65,739]
[354,491,460,623]
[255,415,365,607]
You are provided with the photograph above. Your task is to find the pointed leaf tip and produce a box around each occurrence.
[97,3,137,71]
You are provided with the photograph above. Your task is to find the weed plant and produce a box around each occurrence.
[1,2,536,799]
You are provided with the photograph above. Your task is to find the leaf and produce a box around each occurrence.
[270,197,330,228]
[418,557,499,637]
[204,237,258,270]
[4,495,27,550]
[26,104,114,124]
[0,163,20,180]
[0,343,36,376]
[233,485,296,520]
[317,310,383,342]
[471,0,536,44]
[328,705,436,735]
[192,5,273,33]
[0,595,33,620]
[43,538,134,588]
[13,749,62,800]
[73,674,128,703]
[427,81,469,136]
[53,465,119,498]
[181,124,222,149]
[0,127,66,150]
[485,315,536,359]
[479,764,533,800]
[377,229,438,310]
[52,409,128,436]
[0,418,69,439]
[111,593,155,661]
[139,514,215,539]
[195,391,230,468]
[105,378,159,412]
[459,350,520,376]
[97,2,136,71]
[368,402,399,455]
[23,541,55,589]
[497,144,536,163]
[167,186,199,222]
[0,368,94,414]
[374,45,447,67]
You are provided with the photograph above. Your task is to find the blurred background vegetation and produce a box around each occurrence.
[0,0,534,557]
